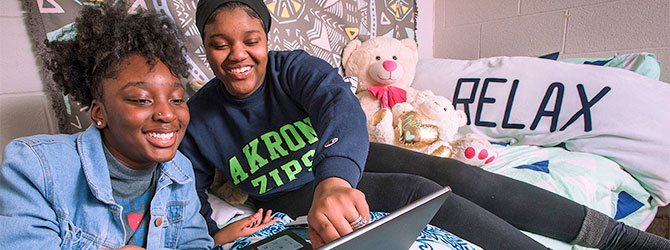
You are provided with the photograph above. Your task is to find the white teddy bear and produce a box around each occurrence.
[342,37,496,166]
[386,90,497,166]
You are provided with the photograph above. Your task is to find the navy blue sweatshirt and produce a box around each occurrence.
[179,50,369,235]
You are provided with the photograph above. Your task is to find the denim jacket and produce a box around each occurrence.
[0,125,214,249]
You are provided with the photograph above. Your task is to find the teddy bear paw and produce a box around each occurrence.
[368,109,395,144]
[461,147,496,164]
[370,108,391,127]
[429,143,453,158]
[451,134,497,166]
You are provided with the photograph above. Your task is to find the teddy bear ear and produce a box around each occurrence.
[188,79,207,92]
[400,38,418,52]
[413,90,433,103]
[342,40,362,68]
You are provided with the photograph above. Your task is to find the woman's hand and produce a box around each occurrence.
[213,208,280,245]
[307,177,369,248]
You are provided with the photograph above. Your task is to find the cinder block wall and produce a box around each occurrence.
[0,0,58,162]
[432,0,670,237]
[433,0,670,83]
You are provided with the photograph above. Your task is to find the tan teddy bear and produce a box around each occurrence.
[342,37,420,123]
[342,37,496,166]
[210,169,248,205]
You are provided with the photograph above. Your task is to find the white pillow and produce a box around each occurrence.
[206,191,254,227]
[412,56,670,206]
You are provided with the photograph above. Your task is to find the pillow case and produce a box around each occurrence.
[412,56,670,206]
[560,53,662,81]
[538,52,561,60]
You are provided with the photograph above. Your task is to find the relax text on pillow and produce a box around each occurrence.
[413,56,670,206]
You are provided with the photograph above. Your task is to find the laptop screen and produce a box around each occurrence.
[317,186,451,250]
[240,186,451,250]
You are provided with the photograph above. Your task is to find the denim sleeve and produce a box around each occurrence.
[175,158,216,249]
[0,140,62,248]
[178,129,218,236]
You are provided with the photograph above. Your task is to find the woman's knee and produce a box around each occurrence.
[360,172,441,195]
[401,174,443,198]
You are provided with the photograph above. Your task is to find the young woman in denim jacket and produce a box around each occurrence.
[0,2,277,249]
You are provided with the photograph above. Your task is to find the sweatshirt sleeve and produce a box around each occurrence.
[272,51,370,188]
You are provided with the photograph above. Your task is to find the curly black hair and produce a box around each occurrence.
[43,1,190,107]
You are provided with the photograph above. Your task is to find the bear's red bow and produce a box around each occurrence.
[367,86,407,109]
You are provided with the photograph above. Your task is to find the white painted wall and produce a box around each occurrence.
[0,0,58,162]
[432,0,670,83]
[416,0,434,59]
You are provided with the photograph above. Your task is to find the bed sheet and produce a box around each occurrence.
[483,144,657,250]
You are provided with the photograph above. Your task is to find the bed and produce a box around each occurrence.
[208,54,670,250]
[408,54,670,249]
[206,18,669,250]
[23,0,669,249]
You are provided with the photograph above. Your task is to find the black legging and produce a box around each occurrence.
[255,142,587,249]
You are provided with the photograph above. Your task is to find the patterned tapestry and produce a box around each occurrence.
[24,0,417,134]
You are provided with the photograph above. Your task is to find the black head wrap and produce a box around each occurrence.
[196,0,271,41]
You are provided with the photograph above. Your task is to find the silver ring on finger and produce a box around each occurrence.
[349,215,367,229]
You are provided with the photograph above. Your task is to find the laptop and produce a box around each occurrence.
[318,185,451,250]
[241,186,451,250]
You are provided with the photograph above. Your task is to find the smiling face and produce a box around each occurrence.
[204,7,268,98]
[90,54,190,170]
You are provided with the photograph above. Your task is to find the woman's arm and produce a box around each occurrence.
[178,130,219,236]
[307,177,369,248]
[274,51,371,247]
[0,140,62,249]
[175,157,217,249]
[212,208,280,245]
[276,50,370,189]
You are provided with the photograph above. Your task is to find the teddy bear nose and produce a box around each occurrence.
[382,60,398,72]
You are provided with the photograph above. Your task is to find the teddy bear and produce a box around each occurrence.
[210,168,248,205]
[342,36,496,166]
[342,37,420,123]
[391,91,497,165]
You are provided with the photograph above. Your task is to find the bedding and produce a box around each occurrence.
[560,53,662,81]
[412,56,670,207]
[211,209,479,250]
[484,144,656,250]
[540,52,662,81]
